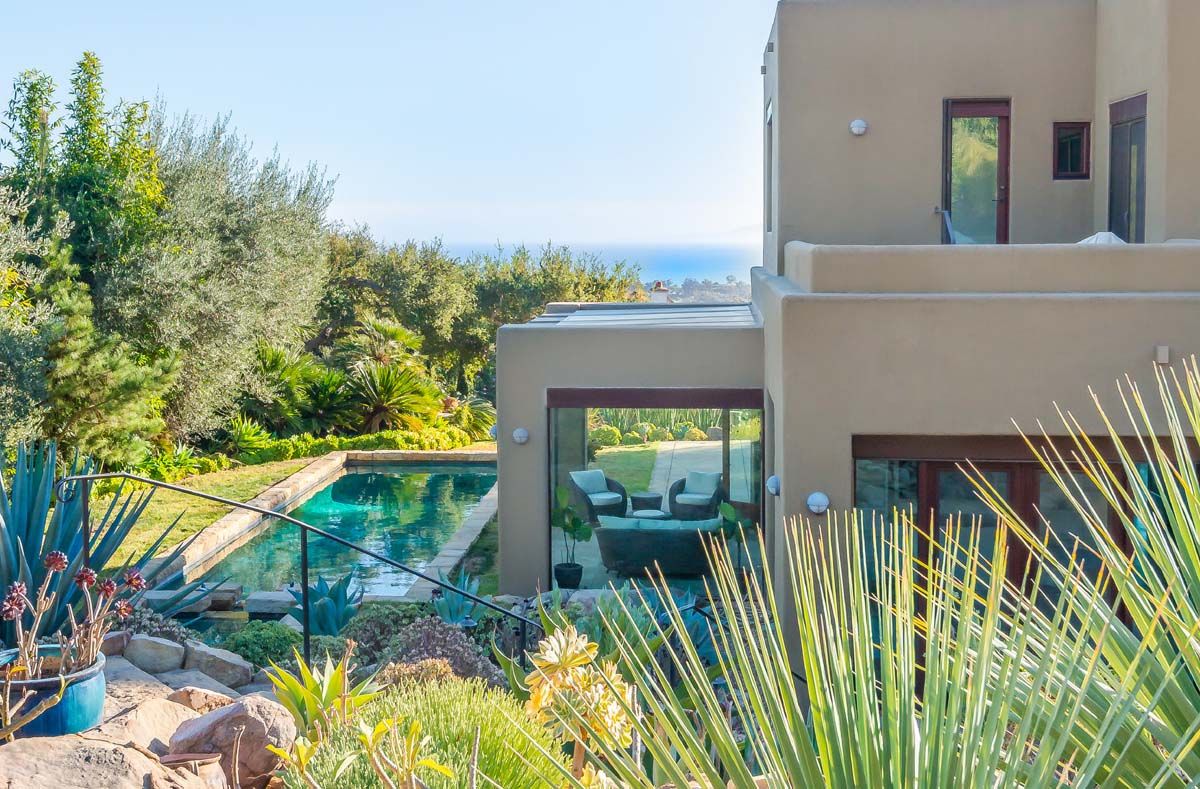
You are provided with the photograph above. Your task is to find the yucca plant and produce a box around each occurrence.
[968,357,1200,783]
[518,514,1188,787]
[351,362,441,434]
[0,441,211,645]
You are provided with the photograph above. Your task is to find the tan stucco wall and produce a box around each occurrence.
[495,318,764,595]
[784,239,1200,293]
[768,0,1097,252]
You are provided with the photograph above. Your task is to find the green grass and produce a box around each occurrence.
[593,443,658,492]
[458,513,499,595]
[103,458,314,566]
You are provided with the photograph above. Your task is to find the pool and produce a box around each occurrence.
[205,463,497,595]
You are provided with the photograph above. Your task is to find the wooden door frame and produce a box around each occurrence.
[1108,93,1148,243]
[942,98,1012,244]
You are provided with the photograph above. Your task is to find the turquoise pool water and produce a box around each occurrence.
[205,463,496,595]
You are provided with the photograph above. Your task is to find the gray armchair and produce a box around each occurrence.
[668,475,726,521]
[567,469,629,522]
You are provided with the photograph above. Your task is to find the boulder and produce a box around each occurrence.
[244,591,293,615]
[184,640,254,688]
[158,668,243,698]
[278,614,303,633]
[125,634,187,674]
[101,655,174,720]
[169,695,297,787]
[85,696,200,755]
[102,629,130,656]
[168,685,238,714]
[0,735,208,789]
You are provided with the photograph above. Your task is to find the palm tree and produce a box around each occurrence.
[298,369,357,436]
[516,515,1186,787]
[350,362,440,434]
[335,318,426,372]
[241,342,319,435]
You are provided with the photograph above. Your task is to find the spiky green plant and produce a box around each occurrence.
[350,362,441,434]
[0,441,211,644]
[444,396,496,441]
[222,414,272,455]
[432,568,486,627]
[242,342,320,435]
[334,318,426,372]
[267,641,379,741]
[289,573,364,636]
[969,357,1200,783]
[299,369,358,436]
[518,515,1189,788]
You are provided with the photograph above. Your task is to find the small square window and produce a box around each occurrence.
[1053,122,1090,180]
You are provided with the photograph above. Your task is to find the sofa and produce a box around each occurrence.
[668,471,726,520]
[567,469,629,522]
[594,515,723,577]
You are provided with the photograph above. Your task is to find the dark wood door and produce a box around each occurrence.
[1109,94,1147,243]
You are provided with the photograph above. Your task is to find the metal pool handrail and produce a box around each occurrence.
[54,472,543,664]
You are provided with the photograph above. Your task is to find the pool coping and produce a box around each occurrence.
[173,448,498,590]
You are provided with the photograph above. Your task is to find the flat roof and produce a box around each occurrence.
[529,303,759,328]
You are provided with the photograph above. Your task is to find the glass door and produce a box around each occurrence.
[1109,94,1147,243]
[942,99,1011,244]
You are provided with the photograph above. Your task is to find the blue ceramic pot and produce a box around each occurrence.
[0,647,106,736]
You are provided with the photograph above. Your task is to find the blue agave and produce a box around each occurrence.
[0,441,213,646]
[432,568,487,626]
[288,572,363,635]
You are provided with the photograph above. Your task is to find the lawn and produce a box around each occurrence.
[592,444,658,492]
[102,458,314,567]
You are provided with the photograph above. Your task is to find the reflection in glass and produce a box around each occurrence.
[950,116,999,244]
[937,468,1008,571]
[1037,472,1108,605]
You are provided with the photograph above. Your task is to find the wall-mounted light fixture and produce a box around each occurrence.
[488,425,498,440]
[849,119,869,137]
[766,475,781,496]
[806,491,830,515]
[1156,345,1171,365]
[511,428,529,445]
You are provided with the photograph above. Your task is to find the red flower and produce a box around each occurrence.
[122,569,147,592]
[0,598,22,621]
[115,600,134,618]
[7,582,26,601]
[98,578,118,598]
[43,551,68,572]
[74,567,97,590]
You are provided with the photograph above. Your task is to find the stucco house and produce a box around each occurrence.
[494,0,1200,604]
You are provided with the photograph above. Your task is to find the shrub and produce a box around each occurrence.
[647,425,673,442]
[376,616,505,687]
[629,421,656,439]
[223,414,272,456]
[588,424,621,448]
[122,606,198,644]
[339,601,432,664]
[672,422,696,440]
[234,425,473,466]
[219,620,302,668]
[683,427,707,441]
[620,432,645,445]
[287,678,567,789]
[377,658,456,686]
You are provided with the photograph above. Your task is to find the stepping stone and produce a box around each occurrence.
[101,655,173,721]
[245,590,294,615]
[155,668,242,698]
[183,640,253,688]
[125,634,186,674]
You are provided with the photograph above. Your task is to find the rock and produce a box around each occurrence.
[125,634,187,673]
[86,696,200,755]
[208,582,244,611]
[142,588,210,613]
[102,629,130,656]
[169,695,297,787]
[102,655,174,721]
[251,668,272,685]
[705,426,724,440]
[244,591,293,615]
[278,614,303,632]
[168,685,238,714]
[238,683,277,701]
[158,669,243,698]
[0,734,207,788]
[184,640,254,689]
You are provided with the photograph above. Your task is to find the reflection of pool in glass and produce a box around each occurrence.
[205,463,496,595]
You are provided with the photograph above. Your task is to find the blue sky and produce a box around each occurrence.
[1,1,777,251]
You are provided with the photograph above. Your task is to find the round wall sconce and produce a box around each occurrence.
[488,425,498,440]
[511,428,529,445]
[766,475,781,496]
[849,119,869,137]
[806,491,830,515]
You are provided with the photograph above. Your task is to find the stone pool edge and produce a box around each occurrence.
[168,448,499,585]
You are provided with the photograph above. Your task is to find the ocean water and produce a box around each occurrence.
[444,243,760,284]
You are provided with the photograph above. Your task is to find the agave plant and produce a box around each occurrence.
[289,573,363,636]
[517,515,1188,787]
[350,362,441,434]
[266,639,379,741]
[0,441,212,644]
[968,357,1200,782]
[298,369,358,436]
[222,414,272,456]
[432,568,486,627]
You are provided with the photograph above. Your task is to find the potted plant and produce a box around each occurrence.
[552,486,592,589]
[1,551,145,738]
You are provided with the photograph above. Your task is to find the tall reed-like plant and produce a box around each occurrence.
[518,515,1190,787]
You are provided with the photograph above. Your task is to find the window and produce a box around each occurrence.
[765,101,773,233]
[1053,122,1090,180]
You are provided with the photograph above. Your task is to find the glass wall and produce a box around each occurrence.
[550,406,762,591]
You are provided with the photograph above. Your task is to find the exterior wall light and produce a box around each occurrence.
[511,428,529,445]
[849,119,869,136]
[806,491,830,515]
[766,475,782,496]
[488,425,498,440]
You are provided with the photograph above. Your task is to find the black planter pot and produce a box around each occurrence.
[553,562,584,589]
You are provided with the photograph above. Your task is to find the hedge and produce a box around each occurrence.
[236,425,474,465]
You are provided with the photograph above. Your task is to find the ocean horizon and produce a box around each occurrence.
[443,242,761,284]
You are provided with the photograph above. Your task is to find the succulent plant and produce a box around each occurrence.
[288,573,363,636]
[432,568,486,627]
